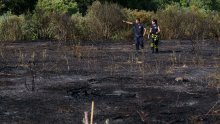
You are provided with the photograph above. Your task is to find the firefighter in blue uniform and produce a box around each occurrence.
[123,18,146,54]
[149,19,161,53]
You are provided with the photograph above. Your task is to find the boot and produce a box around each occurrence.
[151,47,154,53]
[156,48,159,53]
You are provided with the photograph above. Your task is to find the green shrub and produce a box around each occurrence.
[0,1,219,42]
[156,4,187,39]
[207,12,220,40]
[123,9,154,25]
[50,13,70,41]
[31,10,54,40]
[28,0,80,40]
[0,13,25,41]
[156,4,218,40]
[85,1,125,40]
[180,6,208,40]
[21,13,38,40]
[71,14,89,41]
[36,0,78,14]
[189,0,212,10]
[31,11,82,41]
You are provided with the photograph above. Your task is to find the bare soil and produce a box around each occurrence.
[0,40,219,124]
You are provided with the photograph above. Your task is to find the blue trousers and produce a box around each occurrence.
[134,36,144,50]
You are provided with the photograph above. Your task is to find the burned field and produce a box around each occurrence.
[0,40,219,124]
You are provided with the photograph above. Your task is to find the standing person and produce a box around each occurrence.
[123,18,146,54]
[149,19,160,53]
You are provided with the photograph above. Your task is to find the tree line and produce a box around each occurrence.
[0,0,219,42]
[0,0,219,15]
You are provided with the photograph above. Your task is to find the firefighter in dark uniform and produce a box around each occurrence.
[149,19,161,53]
[123,18,146,53]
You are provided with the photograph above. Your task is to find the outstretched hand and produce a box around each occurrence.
[122,20,133,25]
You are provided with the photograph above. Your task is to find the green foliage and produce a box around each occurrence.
[0,1,5,10]
[28,0,79,40]
[156,4,183,39]
[35,0,78,14]
[123,9,154,25]
[71,14,89,40]
[85,1,125,40]
[180,0,189,7]
[0,0,220,42]
[22,13,40,40]
[212,0,220,11]
[156,4,219,40]
[0,13,25,41]
[189,0,211,10]
[0,0,38,15]
[208,12,220,39]
[189,0,220,11]
[1,0,220,17]
[110,0,220,11]
[50,13,80,41]
[107,0,179,11]
[31,11,53,40]
[31,11,79,41]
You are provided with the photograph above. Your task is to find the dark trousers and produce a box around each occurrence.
[134,36,144,50]
[150,34,159,53]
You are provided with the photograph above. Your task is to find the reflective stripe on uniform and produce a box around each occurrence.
[151,34,159,40]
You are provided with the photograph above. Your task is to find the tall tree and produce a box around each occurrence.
[35,0,78,14]
[106,0,179,11]
[188,0,220,10]
[1,0,38,15]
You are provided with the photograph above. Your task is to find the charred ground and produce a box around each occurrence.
[0,40,219,124]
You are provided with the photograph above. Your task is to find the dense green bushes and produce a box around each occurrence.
[85,1,125,40]
[1,0,220,15]
[0,13,25,41]
[0,1,219,42]
[157,4,220,40]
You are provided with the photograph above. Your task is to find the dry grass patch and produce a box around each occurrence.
[208,73,220,88]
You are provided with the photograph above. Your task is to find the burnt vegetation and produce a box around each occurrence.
[0,0,219,124]
[0,40,219,123]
